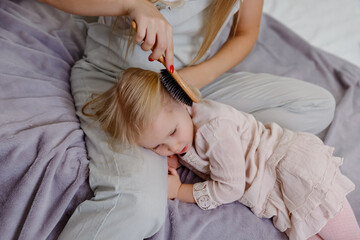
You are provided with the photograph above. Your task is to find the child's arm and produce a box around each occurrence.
[168,168,195,203]
[178,0,264,89]
[177,117,247,210]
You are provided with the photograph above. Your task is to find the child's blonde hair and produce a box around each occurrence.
[82,68,200,150]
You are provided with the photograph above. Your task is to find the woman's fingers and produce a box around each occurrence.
[133,19,174,71]
[146,21,174,71]
[139,21,156,51]
[129,0,174,72]
[148,32,166,60]
[163,28,174,72]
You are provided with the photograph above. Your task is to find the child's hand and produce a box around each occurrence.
[167,154,181,169]
[168,167,181,200]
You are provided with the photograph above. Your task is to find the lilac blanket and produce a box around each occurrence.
[0,1,359,240]
[0,1,91,239]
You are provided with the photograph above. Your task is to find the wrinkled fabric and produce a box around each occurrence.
[0,1,91,240]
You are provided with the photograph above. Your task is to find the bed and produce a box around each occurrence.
[0,0,359,239]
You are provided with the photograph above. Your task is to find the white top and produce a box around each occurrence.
[98,0,240,70]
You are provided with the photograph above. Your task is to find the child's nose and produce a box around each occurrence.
[168,142,179,153]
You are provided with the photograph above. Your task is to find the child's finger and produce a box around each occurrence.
[167,154,177,160]
[168,167,178,176]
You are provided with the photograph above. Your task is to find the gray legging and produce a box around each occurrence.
[59,20,335,239]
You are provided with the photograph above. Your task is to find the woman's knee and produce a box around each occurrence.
[278,86,335,134]
[250,82,336,134]
[303,86,336,134]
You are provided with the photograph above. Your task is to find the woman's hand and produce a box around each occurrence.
[168,167,181,200]
[128,0,174,72]
[39,0,174,71]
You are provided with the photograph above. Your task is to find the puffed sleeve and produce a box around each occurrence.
[193,118,246,210]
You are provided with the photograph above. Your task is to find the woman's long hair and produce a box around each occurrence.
[192,0,240,64]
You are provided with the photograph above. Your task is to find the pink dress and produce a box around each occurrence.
[180,100,355,240]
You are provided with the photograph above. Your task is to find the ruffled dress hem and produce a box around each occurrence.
[258,130,355,240]
[285,161,355,240]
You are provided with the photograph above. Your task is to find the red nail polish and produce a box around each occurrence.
[170,65,174,73]
[148,56,154,62]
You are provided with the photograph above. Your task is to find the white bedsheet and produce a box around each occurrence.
[263,0,360,67]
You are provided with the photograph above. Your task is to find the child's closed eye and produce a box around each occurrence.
[152,128,177,151]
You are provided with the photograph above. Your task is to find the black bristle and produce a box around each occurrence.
[160,69,193,106]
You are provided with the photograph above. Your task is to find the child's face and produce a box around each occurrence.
[138,100,194,157]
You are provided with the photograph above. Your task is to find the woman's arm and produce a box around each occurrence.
[179,0,264,89]
[39,0,174,70]
[38,0,132,16]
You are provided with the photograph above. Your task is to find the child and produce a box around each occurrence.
[83,68,359,240]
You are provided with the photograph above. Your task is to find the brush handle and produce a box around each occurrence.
[131,21,199,103]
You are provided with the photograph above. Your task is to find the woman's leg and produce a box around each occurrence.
[317,199,360,240]
[201,72,336,135]
[59,60,168,240]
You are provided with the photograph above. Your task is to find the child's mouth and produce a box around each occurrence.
[178,146,187,156]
